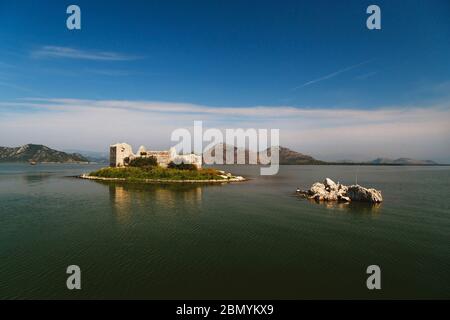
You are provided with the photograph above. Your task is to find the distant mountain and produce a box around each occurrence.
[204,143,256,164]
[369,157,437,165]
[265,146,325,165]
[203,144,440,166]
[0,144,89,163]
[204,144,324,165]
[63,149,108,163]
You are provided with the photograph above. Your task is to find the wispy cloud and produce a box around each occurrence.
[293,60,373,90]
[2,98,449,124]
[0,82,46,97]
[84,69,137,76]
[0,98,448,162]
[32,46,141,61]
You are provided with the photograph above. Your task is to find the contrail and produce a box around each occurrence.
[293,59,373,90]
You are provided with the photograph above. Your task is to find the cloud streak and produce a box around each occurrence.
[5,98,447,125]
[32,46,140,61]
[0,82,46,97]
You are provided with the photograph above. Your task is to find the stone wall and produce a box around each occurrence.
[110,143,202,168]
[110,143,134,167]
[144,151,171,167]
[173,153,203,169]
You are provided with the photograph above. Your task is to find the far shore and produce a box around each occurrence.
[0,161,449,166]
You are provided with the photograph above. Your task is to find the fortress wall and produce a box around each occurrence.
[145,151,171,167]
[110,143,135,167]
[110,143,202,168]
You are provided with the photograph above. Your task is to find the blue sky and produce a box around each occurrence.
[0,0,449,161]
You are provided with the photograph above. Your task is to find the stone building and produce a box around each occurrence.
[110,143,134,168]
[110,143,202,168]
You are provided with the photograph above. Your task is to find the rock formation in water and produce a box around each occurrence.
[296,178,383,203]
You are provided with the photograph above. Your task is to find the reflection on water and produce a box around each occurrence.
[1,163,450,299]
[302,197,382,213]
[104,182,204,221]
[109,184,133,222]
[21,173,53,184]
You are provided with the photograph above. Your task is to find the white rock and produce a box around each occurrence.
[299,179,383,203]
[310,182,326,195]
[347,185,383,203]
[325,191,339,201]
[324,178,338,190]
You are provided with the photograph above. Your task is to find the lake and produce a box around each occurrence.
[0,163,449,299]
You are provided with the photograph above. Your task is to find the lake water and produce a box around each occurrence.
[0,163,449,299]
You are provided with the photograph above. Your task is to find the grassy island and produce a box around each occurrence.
[83,157,246,183]
[89,166,227,180]
[84,166,245,184]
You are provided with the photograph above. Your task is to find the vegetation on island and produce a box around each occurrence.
[167,161,198,171]
[126,156,158,167]
[89,161,228,181]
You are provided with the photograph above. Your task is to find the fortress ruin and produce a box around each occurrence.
[110,143,202,168]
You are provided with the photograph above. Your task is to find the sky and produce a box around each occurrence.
[0,0,449,162]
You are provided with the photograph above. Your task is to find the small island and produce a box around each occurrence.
[80,143,246,183]
[82,166,246,183]
[296,178,383,203]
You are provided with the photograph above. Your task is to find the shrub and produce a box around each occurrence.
[167,161,197,171]
[128,156,158,168]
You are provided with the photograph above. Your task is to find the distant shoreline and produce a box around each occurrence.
[0,161,91,164]
[210,162,450,167]
[309,163,450,166]
[0,162,449,166]
[2,144,445,166]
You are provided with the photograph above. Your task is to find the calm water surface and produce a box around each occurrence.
[0,163,449,299]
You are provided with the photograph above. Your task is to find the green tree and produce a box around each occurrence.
[167,161,197,171]
[129,156,158,168]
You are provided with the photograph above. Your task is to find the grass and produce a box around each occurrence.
[88,166,227,181]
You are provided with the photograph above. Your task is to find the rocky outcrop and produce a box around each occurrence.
[297,178,383,203]
[346,185,383,203]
